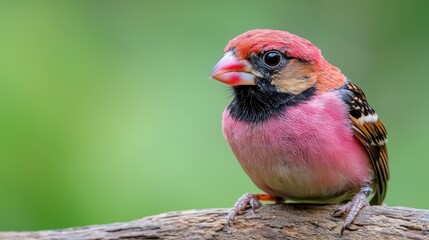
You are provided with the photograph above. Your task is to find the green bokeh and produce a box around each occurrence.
[0,0,428,231]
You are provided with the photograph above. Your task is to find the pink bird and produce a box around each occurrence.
[210,29,389,234]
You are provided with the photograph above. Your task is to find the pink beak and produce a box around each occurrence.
[210,52,256,86]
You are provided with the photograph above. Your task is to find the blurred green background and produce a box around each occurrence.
[0,0,428,231]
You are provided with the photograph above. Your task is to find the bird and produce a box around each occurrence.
[210,29,389,234]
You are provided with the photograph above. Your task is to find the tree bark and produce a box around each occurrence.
[0,204,428,240]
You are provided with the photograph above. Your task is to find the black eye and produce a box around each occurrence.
[263,51,282,67]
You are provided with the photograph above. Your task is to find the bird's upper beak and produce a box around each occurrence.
[210,51,256,86]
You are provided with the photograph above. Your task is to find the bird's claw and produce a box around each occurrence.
[334,186,372,235]
[226,193,262,226]
[333,201,353,217]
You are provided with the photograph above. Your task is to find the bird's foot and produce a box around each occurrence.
[333,186,372,235]
[226,193,283,226]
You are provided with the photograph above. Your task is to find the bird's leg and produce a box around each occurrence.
[226,193,284,225]
[333,186,372,235]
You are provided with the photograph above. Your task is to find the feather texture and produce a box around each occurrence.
[223,90,374,202]
[340,82,389,204]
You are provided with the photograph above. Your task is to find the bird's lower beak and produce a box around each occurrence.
[210,52,256,86]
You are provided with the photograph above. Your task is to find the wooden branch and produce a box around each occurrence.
[1,204,428,239]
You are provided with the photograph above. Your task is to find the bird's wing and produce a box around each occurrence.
[340,82,389,205]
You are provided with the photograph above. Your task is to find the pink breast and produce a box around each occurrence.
[222,91,372,200]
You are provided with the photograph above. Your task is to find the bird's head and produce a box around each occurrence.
[211,29,346,96]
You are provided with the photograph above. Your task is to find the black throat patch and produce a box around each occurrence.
[228,84,316,123]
